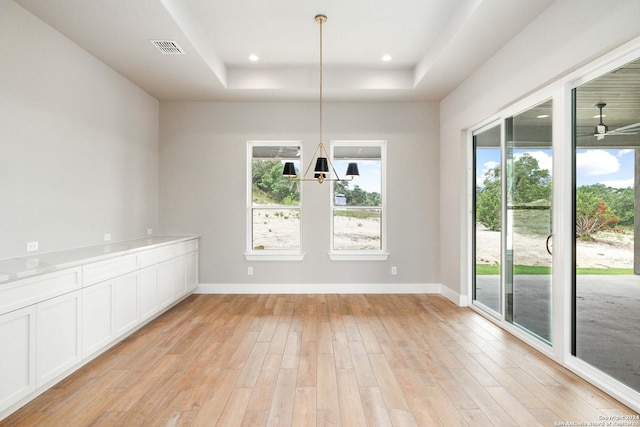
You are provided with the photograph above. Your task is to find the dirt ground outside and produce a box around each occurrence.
[253,212,635,266]
[475,225,634,269]
[252,211,380,250]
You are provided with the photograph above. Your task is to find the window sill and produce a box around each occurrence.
[328,252,390,261]
[244,252,305,261]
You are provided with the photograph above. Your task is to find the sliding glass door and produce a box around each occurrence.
[473,124,502,315]
[573,58,640,393]
[472,102,554,344]
[470,50,640,406]
[505,100,553,343]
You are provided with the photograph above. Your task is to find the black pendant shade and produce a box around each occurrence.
[346,162,359,177]
[282,162,297,177]
[314,157,329,173]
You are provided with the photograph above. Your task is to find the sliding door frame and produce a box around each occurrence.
[465,36,640,413]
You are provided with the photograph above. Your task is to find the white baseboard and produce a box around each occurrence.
[440,284,468,307]
[196,282,442,295]
[195,282,468,307]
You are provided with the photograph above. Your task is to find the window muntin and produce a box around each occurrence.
[248,142,301,253]
[331,142,385,252]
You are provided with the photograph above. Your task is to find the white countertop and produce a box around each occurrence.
[0,235,199,285]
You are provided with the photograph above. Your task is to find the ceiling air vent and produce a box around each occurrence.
[150,40,185,55]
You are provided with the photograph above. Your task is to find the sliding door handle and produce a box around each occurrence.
[546,234,553,256]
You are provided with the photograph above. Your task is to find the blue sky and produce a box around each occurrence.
[334,159,381,193]
[476,148,635,188]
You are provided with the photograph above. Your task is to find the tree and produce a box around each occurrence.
[475,154,553,231]
[476,165,502,231]
[334,181,380,206]
[575,185,622,239]
[575,197,620,240]
[610,187,634,226]
[511,153,551,204]
[252,160,299,204]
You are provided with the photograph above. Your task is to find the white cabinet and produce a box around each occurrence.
[0,236,198,420]
[139,267,158,321]
[172,256,187,298]
[36,290,82,387]
[82,271,140,357]
[0,306,36,411]
[82,279,114,357]
[156,254,192,308]
[186,251,198,292]
[157,260,175,310]
[113,272,139,336]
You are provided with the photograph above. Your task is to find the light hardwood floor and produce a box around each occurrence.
[2,294,637,426]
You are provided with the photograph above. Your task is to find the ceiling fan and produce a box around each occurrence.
[584,102,640,141]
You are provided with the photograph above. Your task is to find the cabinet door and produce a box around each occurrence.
[113,272,139,336]
[186,251,198,292]
[157,261,174,310]
[82,279,114,357]
[139,267,158,321]
[37,291,81,387]
[172,256,187,298]
[0,306,36,412]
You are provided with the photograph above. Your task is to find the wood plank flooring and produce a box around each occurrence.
[2,294,637,426]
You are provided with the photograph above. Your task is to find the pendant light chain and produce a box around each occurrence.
[319,15,324,151]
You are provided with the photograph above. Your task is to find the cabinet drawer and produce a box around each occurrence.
[0,268,81,316]
[139,245,177,267]
[182,239,198,254]
[139,240,198,268]
[83,254,138,286]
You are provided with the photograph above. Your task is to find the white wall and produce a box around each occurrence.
[439,0,640,298]
[160,101,439,287]
[0,1,160,259]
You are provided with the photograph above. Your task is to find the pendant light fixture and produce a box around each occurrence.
[282,15,359,184]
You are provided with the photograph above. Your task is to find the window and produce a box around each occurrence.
[330,141,388,260]
[246,141,303,260]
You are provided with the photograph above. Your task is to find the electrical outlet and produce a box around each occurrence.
[391,266,397,275]
[26,241,39,252]
[248,267,254,276]
[147,228,153,235]
[104,233,111,241]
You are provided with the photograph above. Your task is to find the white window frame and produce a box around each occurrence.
[245,140,304,261]
[329,140,389,261]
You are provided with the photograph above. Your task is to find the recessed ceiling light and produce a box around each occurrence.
[249,54,259,62]
[593,114,606,118]
[537,114,550,118]
[381,54,392,62]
